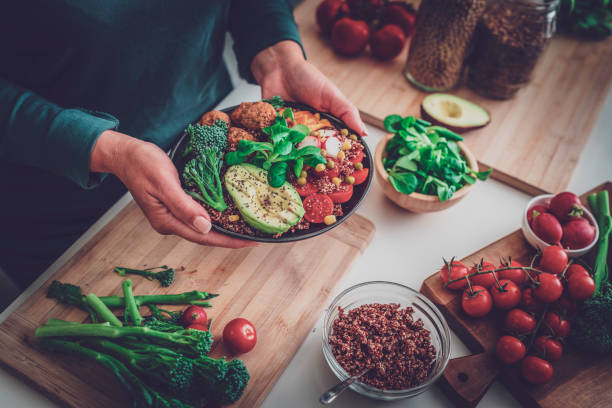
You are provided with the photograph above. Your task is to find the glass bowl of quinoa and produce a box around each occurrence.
[322,281,451,400]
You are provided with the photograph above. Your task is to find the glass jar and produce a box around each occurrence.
[467,0,559,99]
[404,0,487,92]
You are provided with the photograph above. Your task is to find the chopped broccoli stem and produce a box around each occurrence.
[85,293,122,327]
[114,266,175,287]
[122,279,143,327]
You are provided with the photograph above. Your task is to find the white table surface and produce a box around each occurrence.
[1,39,611,408]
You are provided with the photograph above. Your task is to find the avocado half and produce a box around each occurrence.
[421,93,490,133]
[224,164,305,234]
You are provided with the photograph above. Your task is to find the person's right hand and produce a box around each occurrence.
[90,130,255,249]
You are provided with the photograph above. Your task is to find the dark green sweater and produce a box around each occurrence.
[0,0,302,287]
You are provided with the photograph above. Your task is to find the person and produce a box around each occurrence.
[0,1,366,289]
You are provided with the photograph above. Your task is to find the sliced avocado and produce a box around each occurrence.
[421,93,490,133]
[224,163,305,234]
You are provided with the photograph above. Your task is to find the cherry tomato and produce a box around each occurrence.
[181,306,208,327]
[521,356,553,384]
[491,279,521,310]
[469,261,498,288]
[352,168,369,185]
[565,264,590,280]
[349,150,364,163]
[223,318,257,354]
[543,312,571,338]
[504,309,536,334]
[461,286,493,317]
[439,260,469,290]
[567,273,595,301]
[498,260,527,286]
[521,288,544,313]
[293,180,318,197]
[552,293,577,316]
[186,323,209,331]
[533,273,563,303]
[328,183,353,203]
[538,246,568,275]
[533,336,563,361]
[496,335,526,364]
[303,194,334,223]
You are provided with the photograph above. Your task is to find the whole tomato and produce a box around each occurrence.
[381,3,416,36]
[504,309,536,334]
[223,318,257,354]
[565,264,590,280]
[567,273,596,301]
[552,293,577,316]
[496,335,526,364]
[533,273,563,303]
[185,323,209,331]
[331,17,370,56]
[370,24,406,60]
[543,312,571,338]
[491,280,521,310]
[469,260,498,289]
[316,0,347,35]
[521,288,544,313]
[533,336,563,361]
[461,286,493,318]
[498,260,527,286]
[521,356,553,384]
[538,246,568,275]
[181,305,208,327]
[439,259,469,290]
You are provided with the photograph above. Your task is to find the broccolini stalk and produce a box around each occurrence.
[114,266,175,287]
[85,293,122,327]
[122,279,143,327]
[40,339,194,408]
[587,190,611,294]
[183,155,227,212]
[36,322,213,358]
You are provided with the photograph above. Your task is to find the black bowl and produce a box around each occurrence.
[169,101,373,243]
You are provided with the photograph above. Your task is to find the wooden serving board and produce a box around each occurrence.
[0,201,375,408]
[294,0,612,195]
[420,181,612,408]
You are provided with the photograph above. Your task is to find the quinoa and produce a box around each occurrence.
[328,303,436,390]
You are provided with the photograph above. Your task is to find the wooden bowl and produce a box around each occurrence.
[374,134,478,213]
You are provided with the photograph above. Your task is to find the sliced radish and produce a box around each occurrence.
[318,128,338,139]
[297,135,321,150]
[323,136,341,158]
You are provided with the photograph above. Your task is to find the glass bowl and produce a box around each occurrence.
[322,281,451,401]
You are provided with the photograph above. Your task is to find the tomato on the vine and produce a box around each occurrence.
[533,273,563,303]
[538,246,568,275]
[496,335,526,364]
[461,286,493,317]
[521,288,544,313]
[543,312,570,338]
[498,260,527,285]
[552,294,577,316]
[439,260,469,290]
[504,309,536,334]
[469,260,498,288]
[521,356,553,384]
[565,264,590,280]
[567,273,595,301]
[491,279,521,310]
[533,336,563,361]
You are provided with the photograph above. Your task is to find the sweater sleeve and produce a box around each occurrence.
[228,0,305,83]
[0,78,119,189]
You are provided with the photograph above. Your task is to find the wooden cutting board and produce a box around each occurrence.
[294,0,612,195]
[0,201,375,408]
[420,181,612,407]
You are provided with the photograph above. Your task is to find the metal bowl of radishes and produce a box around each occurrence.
[521,191,599,258]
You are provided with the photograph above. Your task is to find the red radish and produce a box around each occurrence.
[297,135,321,150]
[331,17,370,56]
[323,136,342,158]
[381,3,416,36]
[186,323,208,331]
[181,305,207,327]
[549,191,583,222]
[561,218,595,249]
[531,212,562,244]
[316,0,346,35]
[370,24,406,60]
[318,128,338,139]
[527,204,549,226]
[346,0,384,20]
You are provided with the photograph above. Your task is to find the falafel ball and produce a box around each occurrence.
[227,127,256,150]
[199,110,230,127]
[230,101,276,130]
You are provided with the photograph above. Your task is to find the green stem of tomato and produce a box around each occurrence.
[526,304,549,352]
[444,266,545,288]
[558,259,574,281]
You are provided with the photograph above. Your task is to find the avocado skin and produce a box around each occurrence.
[224,164,305,234]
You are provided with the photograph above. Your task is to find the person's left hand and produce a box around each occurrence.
[251,41,367,136]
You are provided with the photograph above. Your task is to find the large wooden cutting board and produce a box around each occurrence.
[420,182,612,407]
[294,0,612,195]
[0,202,375,408]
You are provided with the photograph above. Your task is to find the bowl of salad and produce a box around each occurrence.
[374,114,491,213]
[170,98,373,242]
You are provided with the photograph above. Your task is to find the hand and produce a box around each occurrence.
[90,130,255,249]
[251,41,367,136]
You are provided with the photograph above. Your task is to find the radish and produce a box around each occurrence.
[527,205,549,226]
[323,136,342,158]
[561,217,595,249]
[549,192,583,222]
[297,135,321,150]
[531,212,562,244]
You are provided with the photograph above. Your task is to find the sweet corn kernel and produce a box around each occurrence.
[320,149,327,157]
[228,215,240,222]
[300,171,308,179]
[337,151,346,160]
[345,175,355,185]
[354,162,363,170]
[340,128,349,137]
[315,163,326,172]
[326,159,335,169]
[350,134,358,141]
[331,177,342,186]
[324,215,337,225]
[297,177,307,185]
[342,141,351,151]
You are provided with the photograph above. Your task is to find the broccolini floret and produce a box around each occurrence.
[569,282,612,354]
[183,120,228,157]
[114,265,175,287]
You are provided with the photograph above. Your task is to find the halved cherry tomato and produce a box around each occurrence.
[328,183,353,203]
[349,150,364,163]
[491,279,521,310]
[352,168,369,185]
[461,286,493,317]
[469,260,498,288]
[521,356,553,384]
[293,181,318,197]
[439,260,469,291]
[496,335,526,364]
[325,166,340,179]
[303,194,334,223]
